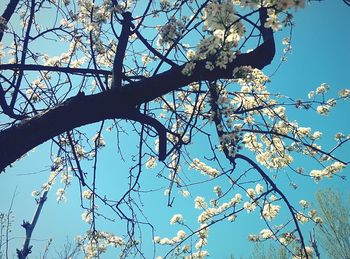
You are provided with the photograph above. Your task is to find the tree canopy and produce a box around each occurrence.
[0,0,349,258]
[316,189,350,259]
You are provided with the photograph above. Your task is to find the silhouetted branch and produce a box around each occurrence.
[0,64,112,76]
[127,110,167,161]
[0,8,275,172]
[111,12,134,88]
[0,0,20,41]
[16,191,48,259]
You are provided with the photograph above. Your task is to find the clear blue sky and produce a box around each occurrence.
[0,1,349,258]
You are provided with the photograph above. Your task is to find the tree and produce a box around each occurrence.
[246,189,350,259]
[0,0,349,258]
[249,242,288,259]
[316,189,350,259]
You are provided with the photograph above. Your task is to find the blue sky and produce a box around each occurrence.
[0,1,350,258]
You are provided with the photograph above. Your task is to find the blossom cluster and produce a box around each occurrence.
[154,230,187,245]
[154,221,209,258]
[77,230,125,259]
[31,156,73,203]
[310,161,346,182]
[92,133,106,148]
[180,0,306,75]
[158,17,185,47]
[203,1,245,47]
[145,156,157,169]
[190,158,220,178]
[196,193,242,223]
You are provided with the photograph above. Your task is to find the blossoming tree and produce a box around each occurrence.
[0,0,349,258]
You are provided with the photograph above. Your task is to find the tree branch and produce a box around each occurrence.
[16,191,48,259]
[111,12,134,88]
[0,82,27,120]
[0,0,20,41]
[127,110,167,161]
[0,63,112,76]
[134,29,178,67]
[236,153,309,259]
[0,8,275,172]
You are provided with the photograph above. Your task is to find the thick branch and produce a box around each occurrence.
[127,111,167,161]
[0,0,20,41]
[0,82,26,120]
[0,9,274,172]
[111,12,134,88]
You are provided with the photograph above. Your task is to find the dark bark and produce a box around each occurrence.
[0,0,20,41]
[0,9,275,172]
[16,191,48,259]
[111,11,134,88]
[0,64,112,76]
